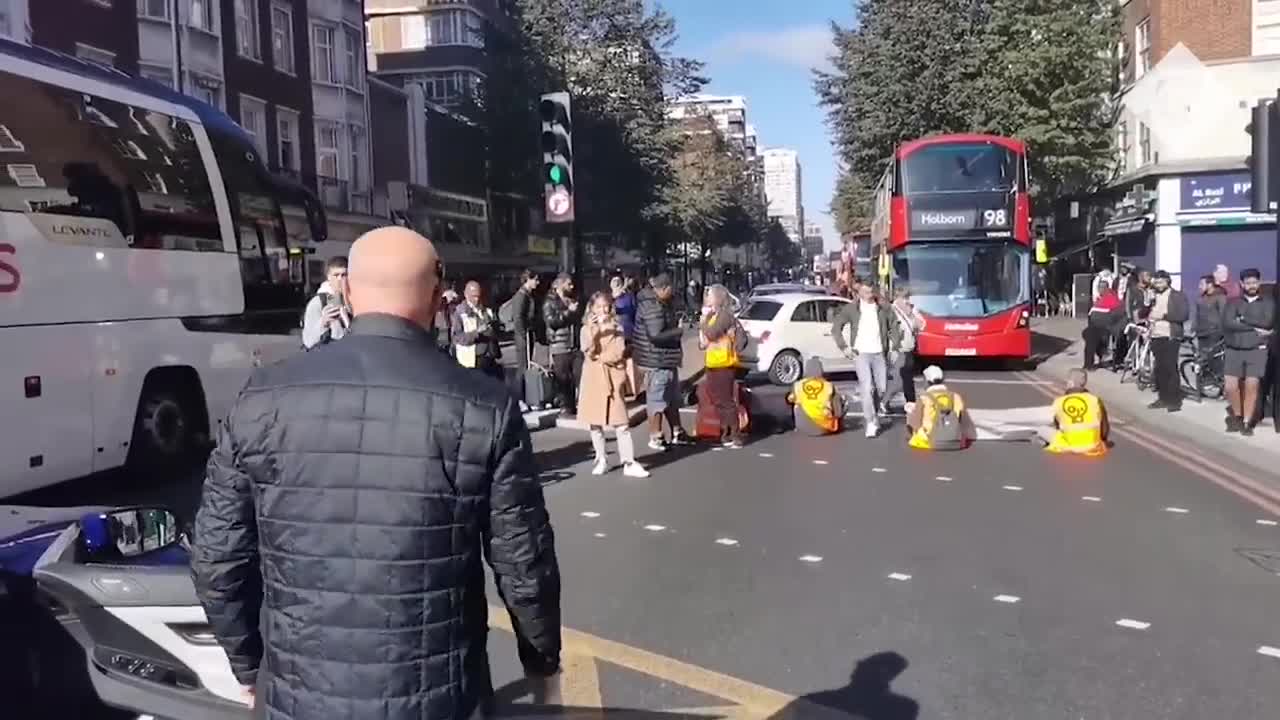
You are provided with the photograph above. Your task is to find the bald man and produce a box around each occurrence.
[193,227,561,720]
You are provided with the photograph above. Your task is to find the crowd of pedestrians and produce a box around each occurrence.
[1081,262,1276,434]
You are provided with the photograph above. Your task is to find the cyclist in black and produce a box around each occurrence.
[1192,274,1226,394]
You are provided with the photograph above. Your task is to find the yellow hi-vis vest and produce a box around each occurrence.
[703,314,740,369]
[1046,392,1107,456]
[909,387,968,451]
[792,378,840,433]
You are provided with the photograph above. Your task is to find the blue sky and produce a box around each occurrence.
[658,0,853,250]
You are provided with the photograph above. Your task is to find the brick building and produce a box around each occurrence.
[1051,0,1280,289]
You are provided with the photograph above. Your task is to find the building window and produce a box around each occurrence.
[271,3,294,74]
[75,43,116,68]
[190,0,215,33]
[312,24,336,84]
[0,125,23,152]
[191,78,222,109]
[140,65,174,89]
[1138,122,1151,165]
[316,120,340,177]
[1116,37,1128,86]
[236,0,261,60]
[114,138,148,160]
[1116,120,1127,173]
[143,171,169,194]
[349,124,363,189]
[139,0,168,20]
[410,70,480,106]
[343,26,362,89]
[239,94,268,160]
[1135,18,1151,78]
[6,164,45,188]
[277,106,299,171]
[404,9,484,48]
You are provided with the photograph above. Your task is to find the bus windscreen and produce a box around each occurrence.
[892,242,1029,318]
[901,143,1019,195]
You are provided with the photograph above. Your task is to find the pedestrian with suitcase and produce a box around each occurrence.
[700,284,749,449]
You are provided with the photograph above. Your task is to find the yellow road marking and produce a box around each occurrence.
[559,652,604,710]
[489,606,854,718]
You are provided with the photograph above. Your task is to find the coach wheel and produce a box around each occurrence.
[769,351,802,386]
[128,382,199,473]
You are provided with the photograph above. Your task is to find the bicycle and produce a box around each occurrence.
[1119,322,1154,390]
[1179,338,1225,401]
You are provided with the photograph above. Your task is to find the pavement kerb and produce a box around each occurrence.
[1028,326,1280,503]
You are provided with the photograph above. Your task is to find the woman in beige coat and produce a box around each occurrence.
[579,291,649,477]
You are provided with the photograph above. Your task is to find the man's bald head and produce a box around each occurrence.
[347,226,441,329]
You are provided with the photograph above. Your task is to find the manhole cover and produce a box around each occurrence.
[1236,548,1280,574]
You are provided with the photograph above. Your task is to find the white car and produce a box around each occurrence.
[736,293,856,385]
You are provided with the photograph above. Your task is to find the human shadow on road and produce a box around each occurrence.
[765,652,919,720]
[535,439,595,484]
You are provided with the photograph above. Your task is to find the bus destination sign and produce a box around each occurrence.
[910,208,1010,232]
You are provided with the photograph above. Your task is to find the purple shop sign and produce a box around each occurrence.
[1180,172,1252,212]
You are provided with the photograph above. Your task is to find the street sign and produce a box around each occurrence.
[547,187,573,220]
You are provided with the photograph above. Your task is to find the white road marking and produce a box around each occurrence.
[580,511,600,518]
[593,532,607,538]
[1259,646,1280,659]
[872,467,887,473]
[993,594,1021,604]
[813,459,829,465]
[935,475,953,482]
[1115,618,1151,630]
[643,524,666,532]
[1002,485,1023,491]
[1257,519,1278,526]
[715,538,739,546]
[758,452,775,458]
[798,555,823,563]
[1164,507,1190,514]
[887,572,912,581]
[711,447,724,452]
[1082,496,1102,502]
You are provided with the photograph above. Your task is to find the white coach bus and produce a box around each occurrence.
[0,39,327,497]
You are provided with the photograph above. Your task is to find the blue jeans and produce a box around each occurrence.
[855,352,888,423]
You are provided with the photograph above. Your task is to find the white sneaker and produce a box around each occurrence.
[647,437,666,452]
[591,460,608,476]
[623,462,650,478]
[865,423,879,438]
[904,401,916,415]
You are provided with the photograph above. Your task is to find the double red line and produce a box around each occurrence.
[1014,369,1280,517]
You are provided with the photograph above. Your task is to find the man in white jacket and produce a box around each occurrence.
[301,256,351,350]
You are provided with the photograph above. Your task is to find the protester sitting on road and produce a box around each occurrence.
[1037,368,1110,456]
[580,290,650,478]
[786,357,846,436]
[906,365,974,451]
[193,226,560,719]
[700,284,749,449]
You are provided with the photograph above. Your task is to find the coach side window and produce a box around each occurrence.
[0,70,221,251]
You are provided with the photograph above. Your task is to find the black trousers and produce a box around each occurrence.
[1151,336,1181,407]
[552,352,581,414]
[899,353,917,403]
[1082,325,1110,369]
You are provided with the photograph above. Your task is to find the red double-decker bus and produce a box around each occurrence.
[870,134,1032,359]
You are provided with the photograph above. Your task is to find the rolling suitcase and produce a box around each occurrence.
[523,361,555,410]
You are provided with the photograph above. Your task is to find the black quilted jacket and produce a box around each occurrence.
[631,287,683,370]
[192,314,561,720]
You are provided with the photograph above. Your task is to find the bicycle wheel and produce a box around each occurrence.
[1179,357,1199,394]
[1136,344,1154,390]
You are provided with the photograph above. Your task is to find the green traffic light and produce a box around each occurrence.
[549,165,564,184]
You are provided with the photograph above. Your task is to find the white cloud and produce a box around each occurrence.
[709,25,835,71]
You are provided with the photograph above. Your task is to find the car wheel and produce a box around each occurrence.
[768,351,802,386]
[128,384,197,474]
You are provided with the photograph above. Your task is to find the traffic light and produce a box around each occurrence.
[1246,99,1277,214]
[540,91,574,224]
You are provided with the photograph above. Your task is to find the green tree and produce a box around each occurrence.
[510,0,705,236]
[660,117,748,281]
[830,170,875,236]
[974,0,1122,197]
[817,0,1121,203]
[763,219,803,276]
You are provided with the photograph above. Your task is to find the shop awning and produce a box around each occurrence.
[1177,212,1275,227]
[1100,214,1153,236]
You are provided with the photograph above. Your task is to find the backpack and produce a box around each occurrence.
[926,389,964,450]
[498,292,519,327]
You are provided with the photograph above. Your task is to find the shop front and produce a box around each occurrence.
[1099,182,1158,273]
[1176,171,1276,283]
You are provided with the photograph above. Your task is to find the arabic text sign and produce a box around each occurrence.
[1180,172,1252,213]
